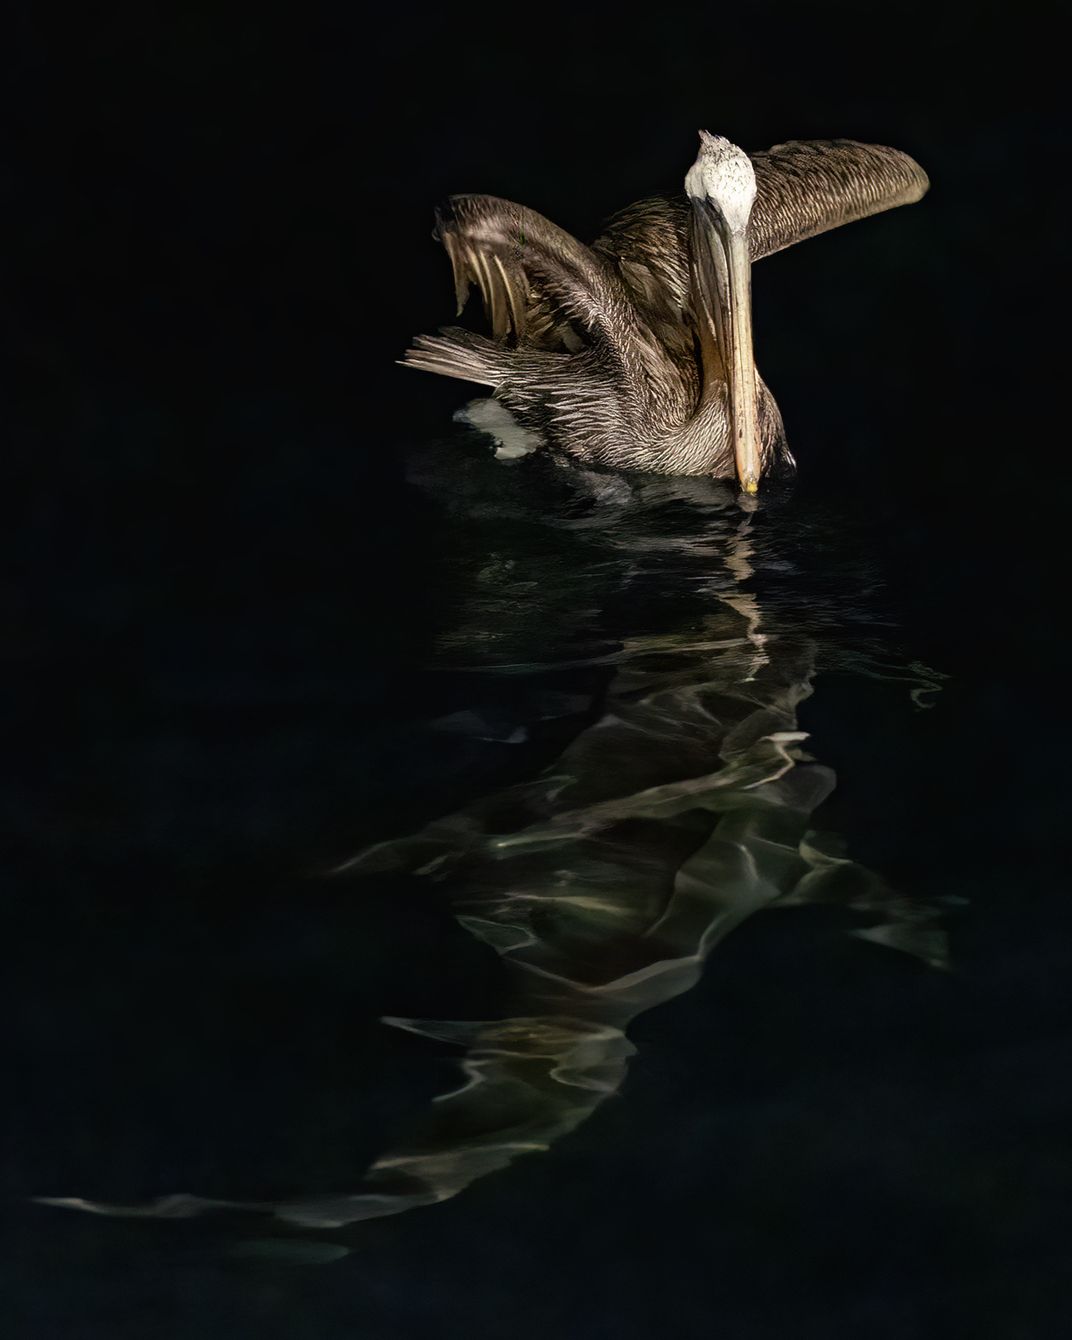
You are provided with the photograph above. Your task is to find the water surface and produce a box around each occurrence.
[13,411,1070,1340]
[31,431,952,1242]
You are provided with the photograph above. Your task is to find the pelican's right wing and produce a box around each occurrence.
[748,139,929,260]
[431,194,633,351]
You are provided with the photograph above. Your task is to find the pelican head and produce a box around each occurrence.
[685,132,762,493]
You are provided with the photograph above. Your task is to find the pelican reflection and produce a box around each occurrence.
[40,455,947,1232]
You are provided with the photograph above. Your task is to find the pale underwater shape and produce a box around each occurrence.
[37,441,948,1236]
[454,397,542,460]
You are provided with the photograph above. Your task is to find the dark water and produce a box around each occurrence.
[35,439,953,1226]
[7,419,1069,1337]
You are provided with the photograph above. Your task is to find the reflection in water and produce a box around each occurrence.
[39,436,946,1235]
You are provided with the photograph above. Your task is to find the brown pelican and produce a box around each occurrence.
[404,133,929,492]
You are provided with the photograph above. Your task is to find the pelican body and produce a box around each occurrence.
[404,134,929,492]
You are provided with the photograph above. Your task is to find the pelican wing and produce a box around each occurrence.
[432,195,631,351]
[593,139,928,293]
[748,139,929,259]
[591,197,691,318]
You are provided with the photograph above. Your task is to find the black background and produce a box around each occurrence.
[5,4,1070,1337]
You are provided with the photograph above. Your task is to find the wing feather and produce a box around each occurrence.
[594,139,929,290]
[749,139,929,258]
[433,195,632,352]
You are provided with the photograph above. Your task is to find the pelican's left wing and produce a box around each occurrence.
[748,139,929,260]
[594,139,928,291]
[431,194,633,351]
